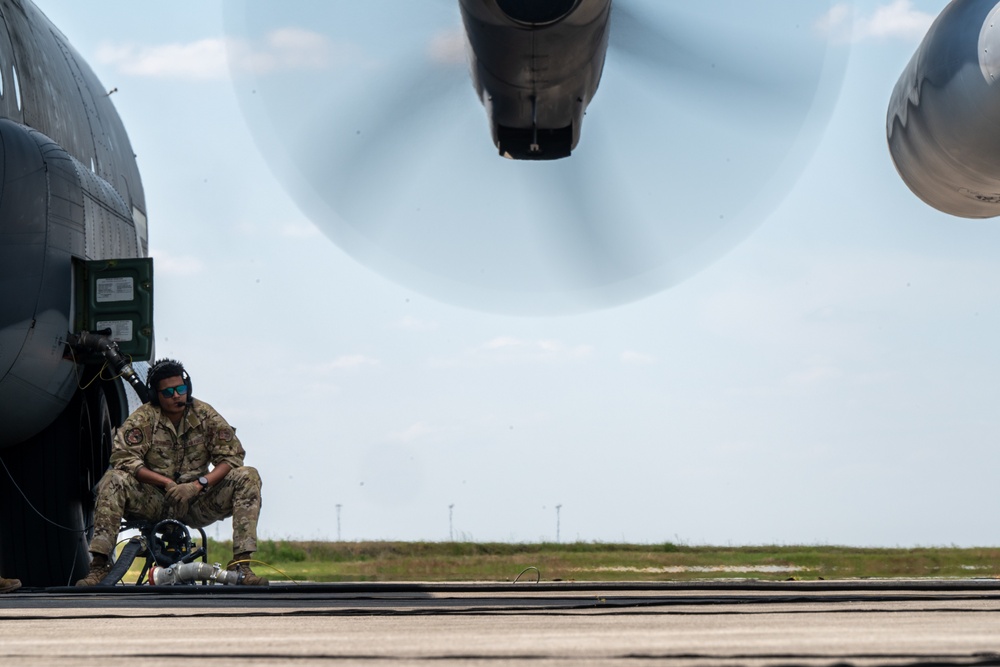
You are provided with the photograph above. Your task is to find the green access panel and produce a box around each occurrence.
[73,257,154,361]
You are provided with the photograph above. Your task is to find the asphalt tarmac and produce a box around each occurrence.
[1,580,1000,666]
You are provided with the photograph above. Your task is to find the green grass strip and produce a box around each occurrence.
[143,540,999,584]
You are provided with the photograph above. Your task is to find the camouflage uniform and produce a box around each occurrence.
[87,398,262,557]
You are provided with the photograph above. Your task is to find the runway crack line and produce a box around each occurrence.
[2,652,999,665]
[3,603,1000,621]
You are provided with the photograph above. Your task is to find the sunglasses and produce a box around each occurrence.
[159,384,189,398]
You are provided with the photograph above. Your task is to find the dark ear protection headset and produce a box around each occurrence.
[146,359,193,407]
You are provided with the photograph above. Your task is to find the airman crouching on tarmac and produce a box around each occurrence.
[76,358,267,586]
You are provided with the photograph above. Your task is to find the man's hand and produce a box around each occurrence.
[164,481,201,516]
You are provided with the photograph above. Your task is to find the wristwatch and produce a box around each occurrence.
[198,476,209,492]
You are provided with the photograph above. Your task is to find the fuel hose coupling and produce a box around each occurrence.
[149,562,242,586]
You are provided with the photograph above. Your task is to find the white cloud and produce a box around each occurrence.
[482,336,520,351]
[479,337,594,360]
[621,350,657,365]
[231,28,354,75]
[393,316,439,332]
[815,3,853,38]
[428,336,594,368]
[785,363,845,388]
[279,222,322,239]
[428,28,467,65]
[231,220,320,239]
[818,1,935,42]
[321,354,380,371]
[860,0,936,40]
[96,29,344,81]
[97,38,231,80]
[388,422,435,443]
[150,250,204,276]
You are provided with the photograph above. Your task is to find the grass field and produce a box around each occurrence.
[121,539,1000,584]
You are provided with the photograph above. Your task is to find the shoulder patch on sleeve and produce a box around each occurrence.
[218,428,234,442]
[125,427,144,445]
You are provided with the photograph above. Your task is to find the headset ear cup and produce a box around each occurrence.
[147,362,160,406]
[148,383,159,406]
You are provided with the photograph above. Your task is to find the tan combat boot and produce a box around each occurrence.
[75,554,112,586]
[227,553,269,586]
[0,576,21,593]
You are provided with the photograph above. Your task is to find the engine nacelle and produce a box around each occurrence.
[0,119,140,446]
[460,0,611,160]
[888,0,1000,217]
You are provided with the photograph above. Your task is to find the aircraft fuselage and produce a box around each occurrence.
[0,0,146,446]
[0,0,148,586]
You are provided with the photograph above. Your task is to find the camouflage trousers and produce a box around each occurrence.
[88,467,263,557]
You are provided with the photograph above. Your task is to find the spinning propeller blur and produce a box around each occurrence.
[225,1,851,314]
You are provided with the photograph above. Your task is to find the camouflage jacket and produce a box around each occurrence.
[109,398,245,483]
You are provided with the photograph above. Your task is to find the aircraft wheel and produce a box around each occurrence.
[0,391,92,587]
[82,385,113,543]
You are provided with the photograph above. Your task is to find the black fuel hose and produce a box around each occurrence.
[99,537,144,586]
[68,330,149,403]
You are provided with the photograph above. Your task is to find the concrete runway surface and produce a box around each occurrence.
[1,581,1000,666]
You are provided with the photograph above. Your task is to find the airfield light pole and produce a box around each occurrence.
[556,504,562,543]
[449,504,454,542]
[336,504,342,542]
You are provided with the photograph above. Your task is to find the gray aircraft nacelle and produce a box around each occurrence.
[0,0,149,586]
[888,0,1000,217]
[459,0,611,160]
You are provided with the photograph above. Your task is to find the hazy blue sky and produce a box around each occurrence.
[36,0,1000,546]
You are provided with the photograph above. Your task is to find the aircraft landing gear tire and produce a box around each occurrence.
[0,390,96,587]
[83,386,112,543]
